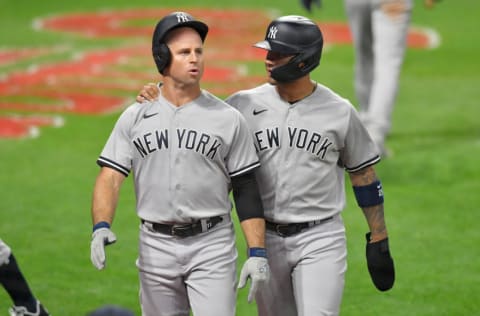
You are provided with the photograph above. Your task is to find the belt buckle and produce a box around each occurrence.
[171,224,192,237]
[275,224,290,237]
[206,216,222,229]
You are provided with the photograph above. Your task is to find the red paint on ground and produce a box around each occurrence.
[0,116,61,139]
[0,8,436,138]
[0,48,65,67]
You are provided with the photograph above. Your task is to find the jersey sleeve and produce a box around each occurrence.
[226,111,260,177]
[341,106,380,172]
[96,107,135,177]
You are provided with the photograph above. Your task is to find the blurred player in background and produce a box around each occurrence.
[0,239,50,316]
[343,0,413,156]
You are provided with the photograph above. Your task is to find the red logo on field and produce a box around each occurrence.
[0,8,439,139]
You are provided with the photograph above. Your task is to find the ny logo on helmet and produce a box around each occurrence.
[268,26,278,39]
[176,13,190,23]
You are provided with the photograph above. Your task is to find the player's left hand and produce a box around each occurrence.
[365,232,395,291]
[238,257,270,303]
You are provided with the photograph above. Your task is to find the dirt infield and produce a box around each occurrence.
[0,8,436,139]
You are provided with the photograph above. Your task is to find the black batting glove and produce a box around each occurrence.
[365,232,395,291]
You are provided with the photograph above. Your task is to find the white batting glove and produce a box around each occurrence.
[90,226,116,270]
[238,249,270,303]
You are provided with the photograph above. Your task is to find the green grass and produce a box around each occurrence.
[1,0,479,315]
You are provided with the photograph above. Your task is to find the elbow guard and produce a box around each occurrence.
[231,171,264,222]
[353,180,384,208]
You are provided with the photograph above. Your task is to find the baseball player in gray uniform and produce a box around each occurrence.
[0,239,50,316]
[343,0,412,157]
[137,15,395,316]
[90,12,269,316]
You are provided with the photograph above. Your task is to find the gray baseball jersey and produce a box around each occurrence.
[226,82,379,315]
[226,82,380,223]
[98,89,260,223]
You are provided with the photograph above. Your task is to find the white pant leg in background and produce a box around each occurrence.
[344,0,375,115]
[367,1,411,147]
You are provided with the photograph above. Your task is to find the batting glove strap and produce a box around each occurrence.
[365,232,395,291]
[237,257,270,303]
[248,247,267,258]
[93,221,110,232]
[90,227,117,270]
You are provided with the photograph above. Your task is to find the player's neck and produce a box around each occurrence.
[160,80,201,107]
[276,77,316,104]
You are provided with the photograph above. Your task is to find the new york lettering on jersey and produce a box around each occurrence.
[253,126,333,159]
[132,128,222,159]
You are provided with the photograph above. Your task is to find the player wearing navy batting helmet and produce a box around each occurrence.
[227,15,394,315]
[90,11,269,316]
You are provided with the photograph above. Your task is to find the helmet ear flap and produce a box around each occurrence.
[270,48,321,82]
[153,43,171,74]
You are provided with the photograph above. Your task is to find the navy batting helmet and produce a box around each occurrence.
[152,12,209,74]
[254,15,323,82]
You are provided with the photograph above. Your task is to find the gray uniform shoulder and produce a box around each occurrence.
[201,89,246,120]
[225,83,273,108]
[202,89,234,108]
[314,83,356,111]
[116,101,161,126]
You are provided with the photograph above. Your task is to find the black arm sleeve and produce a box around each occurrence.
[231,171,264,222]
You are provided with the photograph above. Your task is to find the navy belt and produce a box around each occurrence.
[141,215,225,238]
[266,216,334,237]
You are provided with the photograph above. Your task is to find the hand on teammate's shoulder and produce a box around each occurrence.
[136,82,160,103]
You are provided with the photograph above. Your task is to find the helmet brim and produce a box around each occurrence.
[253,40,272,50]
[253,40,298,55]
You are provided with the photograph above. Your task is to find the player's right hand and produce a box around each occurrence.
[90,227,117,270]
[136,82,160,103]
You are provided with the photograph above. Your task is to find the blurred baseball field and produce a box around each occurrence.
[1,0,479,315]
